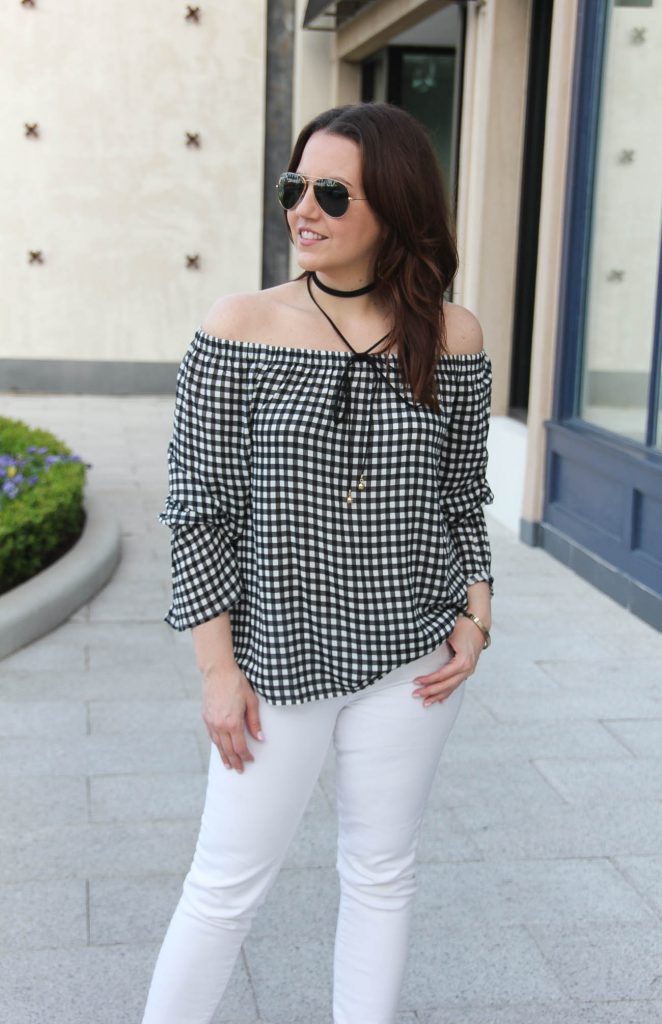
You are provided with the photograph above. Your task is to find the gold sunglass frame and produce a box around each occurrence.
[276,172,367,217]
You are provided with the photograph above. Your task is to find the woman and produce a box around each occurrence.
[142,101,494,1024]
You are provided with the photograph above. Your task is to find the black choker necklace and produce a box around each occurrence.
[311,271,376,298]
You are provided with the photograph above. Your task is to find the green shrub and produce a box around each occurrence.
[0,416,88,595]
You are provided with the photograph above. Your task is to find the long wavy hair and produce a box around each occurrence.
[285,102,459,414]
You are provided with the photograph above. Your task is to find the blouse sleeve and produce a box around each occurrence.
[437,353,495,597]
[158,334,252,630]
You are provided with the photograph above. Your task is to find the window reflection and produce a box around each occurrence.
[578,0,661,445]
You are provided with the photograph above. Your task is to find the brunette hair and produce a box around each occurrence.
[286,102,459,414]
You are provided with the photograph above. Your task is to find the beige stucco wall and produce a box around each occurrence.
[1,0,266,364]
[293,0,334,135]
[453,0,531,417]
[335,0,447,61]
[521,0,578,524]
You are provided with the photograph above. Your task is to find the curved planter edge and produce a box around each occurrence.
[0,491,121,661]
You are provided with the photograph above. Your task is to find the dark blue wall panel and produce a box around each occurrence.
[545,422,662,595]
[549,451,626,540]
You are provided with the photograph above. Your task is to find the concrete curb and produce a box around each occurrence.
[0,491,121,660]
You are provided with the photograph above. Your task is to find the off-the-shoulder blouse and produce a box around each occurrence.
[159,329,494,705]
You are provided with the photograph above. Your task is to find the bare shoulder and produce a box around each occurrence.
[201,292,268,341]
[442,301,484,355]
[200,283,302,344]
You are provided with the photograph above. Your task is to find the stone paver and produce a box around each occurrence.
[1,393,662,1023]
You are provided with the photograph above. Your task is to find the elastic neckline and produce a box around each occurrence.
[195,329,488,362]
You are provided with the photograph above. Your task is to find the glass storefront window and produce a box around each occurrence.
[362,47,457,195]
[578,0,661,445]
[398,52,456,188]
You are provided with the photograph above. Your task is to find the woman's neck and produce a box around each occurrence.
[302,282,391,347]
[307,269,382,318]
[312,269,374,295]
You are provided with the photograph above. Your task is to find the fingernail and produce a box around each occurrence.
[257,731,264,741]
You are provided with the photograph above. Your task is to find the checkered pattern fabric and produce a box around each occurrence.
[159,330,494,705]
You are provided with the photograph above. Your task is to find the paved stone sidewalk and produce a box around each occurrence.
[1,393,662,1024]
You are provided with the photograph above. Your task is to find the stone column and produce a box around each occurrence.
[262,0,296,288]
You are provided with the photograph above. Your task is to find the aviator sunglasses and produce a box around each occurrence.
[276,171,367,219]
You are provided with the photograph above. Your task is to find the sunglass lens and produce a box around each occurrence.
[277,173,305,210]
[314,179,350,217]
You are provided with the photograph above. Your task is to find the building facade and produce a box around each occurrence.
[1,0,268,389]
[3,0,660,628]
[289,0,662,630]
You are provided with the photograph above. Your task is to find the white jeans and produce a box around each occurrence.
[141,640,464,1024]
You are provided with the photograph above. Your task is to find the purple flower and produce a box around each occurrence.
[0,442,87,506]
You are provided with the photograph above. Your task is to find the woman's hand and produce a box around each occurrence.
[411,617,486,707]
[202,663,263,773]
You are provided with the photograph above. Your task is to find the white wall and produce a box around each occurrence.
[2,0,267,365]
[487,417,528,533]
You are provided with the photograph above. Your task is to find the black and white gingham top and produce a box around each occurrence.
[159,328,494,705]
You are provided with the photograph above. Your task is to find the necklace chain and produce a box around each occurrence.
[305,275,390,357]
[306,275,389,507]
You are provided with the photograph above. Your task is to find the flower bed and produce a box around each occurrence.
[0,416,89,595]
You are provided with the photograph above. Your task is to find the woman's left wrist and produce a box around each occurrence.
[457,608,491,649]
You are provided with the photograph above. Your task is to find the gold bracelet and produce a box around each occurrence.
[459,609,491,649]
